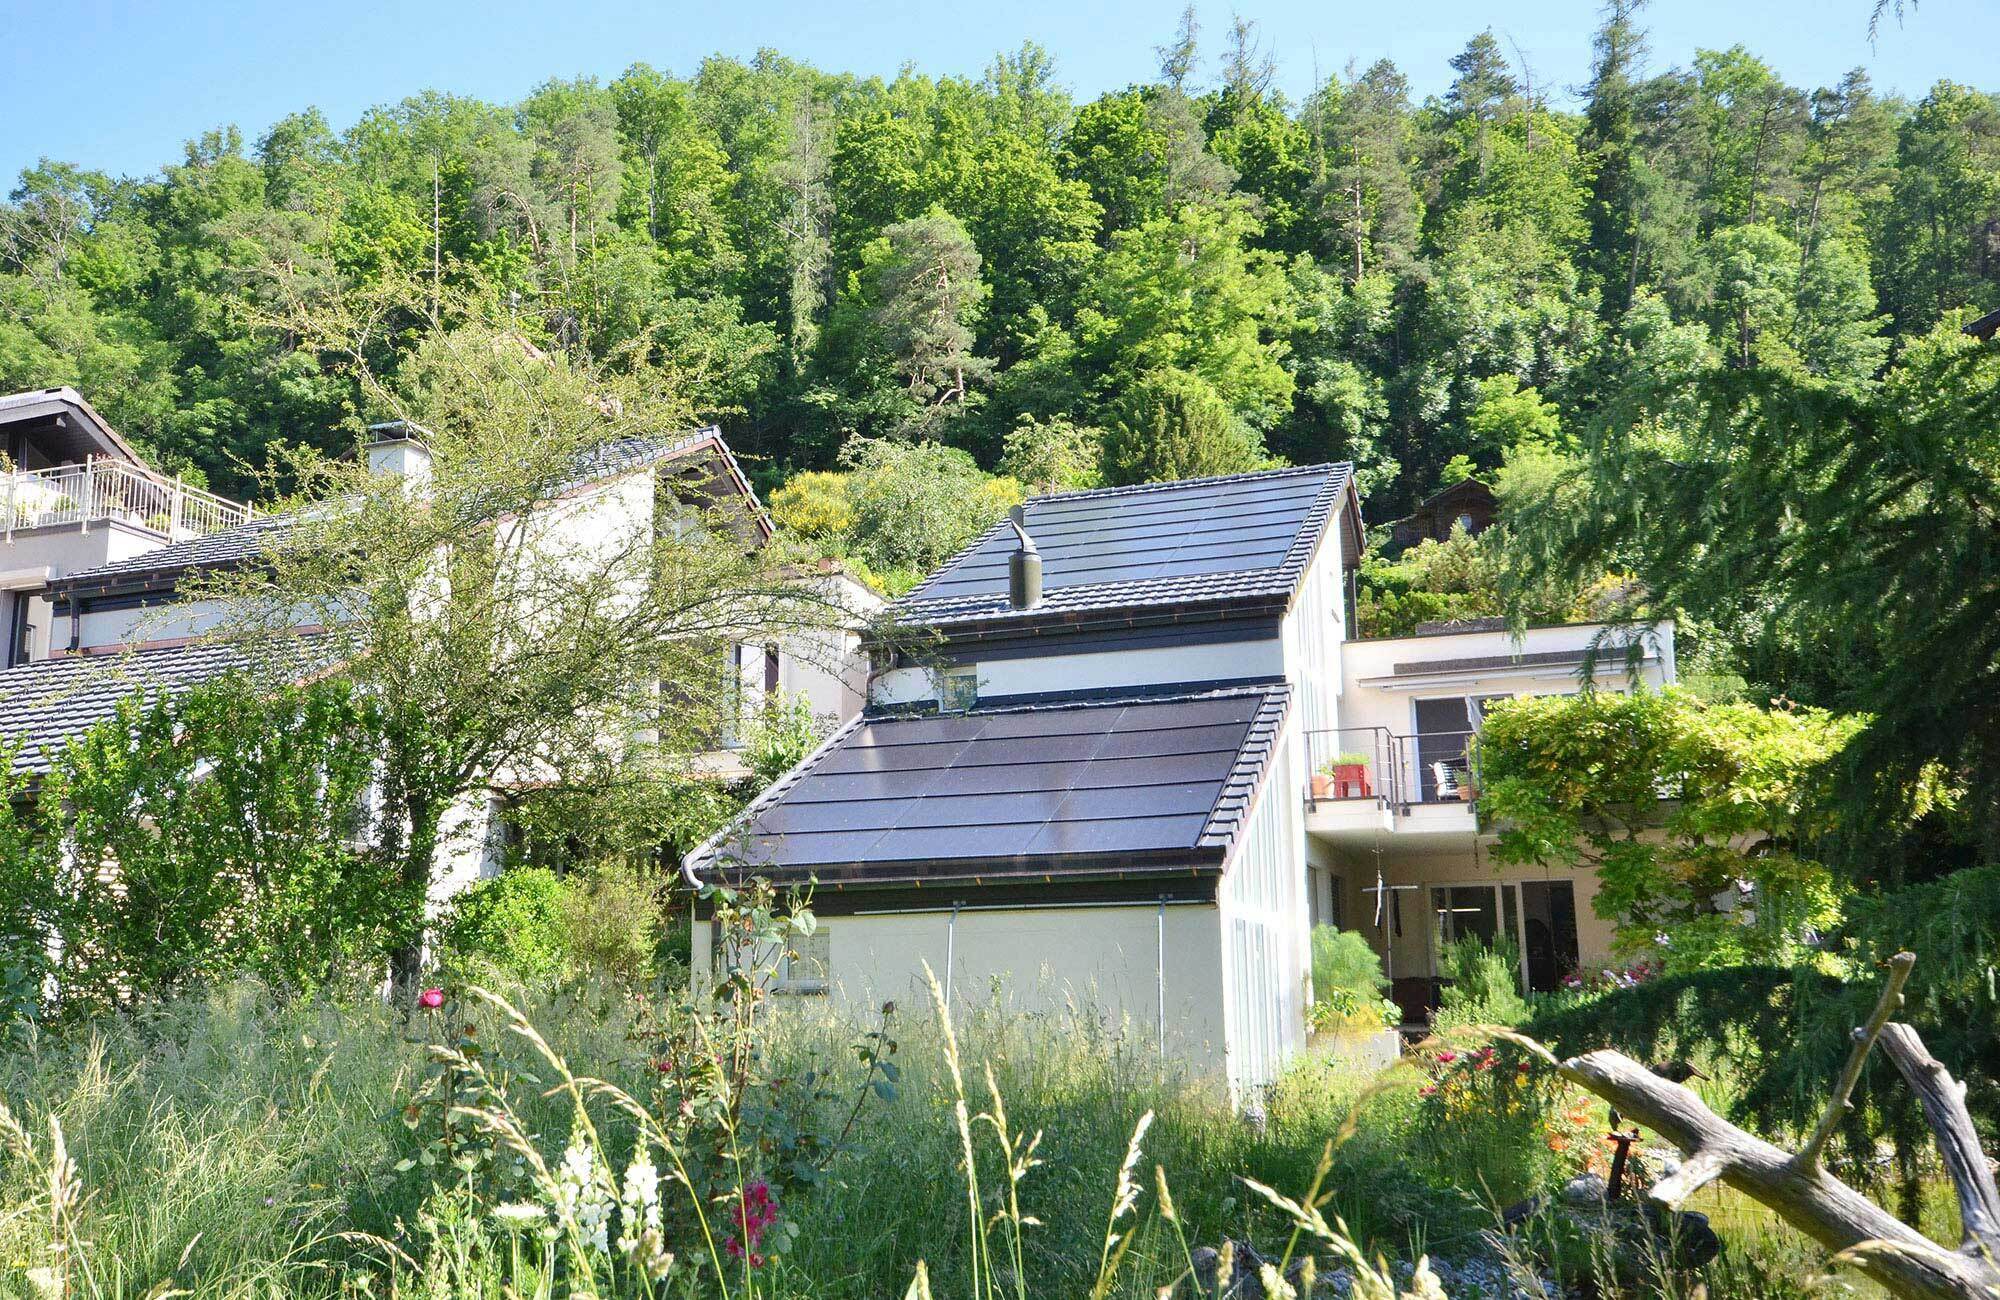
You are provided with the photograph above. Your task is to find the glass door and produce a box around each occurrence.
[1429,880,1580,993]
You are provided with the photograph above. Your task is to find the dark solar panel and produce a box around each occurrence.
[702,687,1287,876]
[898,465,1345,614]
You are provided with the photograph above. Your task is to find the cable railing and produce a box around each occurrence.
[1304,727,1484,808]
[2,457,253,541]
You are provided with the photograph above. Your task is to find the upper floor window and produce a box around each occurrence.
[937,666,978,713]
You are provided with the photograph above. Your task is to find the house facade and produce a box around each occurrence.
[688,465,1674,1096]
[0,387,877,897]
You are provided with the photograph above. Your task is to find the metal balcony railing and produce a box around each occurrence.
[1305,726,1399,807]
[1304,727,1484,809]
[2,457,253,541]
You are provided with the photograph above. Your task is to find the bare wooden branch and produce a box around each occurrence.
[1796,951,1916,1170]
[1648,1149,1727,1204]
[1881,1023,2000,1261]
[1559,1045,2000,1300]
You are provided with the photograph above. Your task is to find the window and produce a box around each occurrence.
[937,667,978,712]
[1413,694,1512,800]
[720,925,831,995]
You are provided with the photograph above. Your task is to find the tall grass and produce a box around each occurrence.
[0,974,1894,1299]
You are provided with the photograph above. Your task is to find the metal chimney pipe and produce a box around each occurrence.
[1006,505,1042,610]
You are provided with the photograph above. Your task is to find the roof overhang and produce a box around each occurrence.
[0,388,149,467]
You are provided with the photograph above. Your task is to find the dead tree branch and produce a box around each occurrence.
[1554,953,2000,1300]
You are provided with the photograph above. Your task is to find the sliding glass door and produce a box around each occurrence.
[1428,879,1579,993]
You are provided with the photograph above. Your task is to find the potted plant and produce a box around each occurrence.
[1328,751,1373,798]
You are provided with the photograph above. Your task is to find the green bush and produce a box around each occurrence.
[1307,925,1397,1034]
[1434,935,1532,1031]
[437,867,570,984]
[559,863,663,985]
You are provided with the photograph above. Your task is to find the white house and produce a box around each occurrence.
[686,464,1674,1097]
[0,387,879,894]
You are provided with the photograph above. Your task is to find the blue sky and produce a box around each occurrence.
[1,0,1994,182]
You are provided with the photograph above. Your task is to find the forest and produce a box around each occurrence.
[3,3,1993,529]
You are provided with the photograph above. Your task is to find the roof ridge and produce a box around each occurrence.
[1024,461,1346,507]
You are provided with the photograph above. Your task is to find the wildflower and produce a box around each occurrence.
[553,1128,615,1256]
[492,1203,547,1231]
[1419,1085,1437,1097]
[1435,1050,1457,1064]
[1516,1061,1532,1073]
[1652,931,1671,948]
[617,1146,663,1256]
[418,987,445,1009]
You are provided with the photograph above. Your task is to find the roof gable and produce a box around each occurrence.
[893,463,1354,630]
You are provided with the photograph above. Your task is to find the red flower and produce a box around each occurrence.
[1419,1085,1437,1097]
[1436,1050,1458,1064]
[1517,1061,1532,1073]
[417,988,444,1010]
[749,1253,767,1269]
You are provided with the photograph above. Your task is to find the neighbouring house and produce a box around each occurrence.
[1386,478,1496,551]
[0,387,878,896]
[686,465,1674,1097]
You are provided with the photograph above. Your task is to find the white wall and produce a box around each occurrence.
[1215,717,1312,1097]
[1278,509,1349,739]
[691,901,1231,1069]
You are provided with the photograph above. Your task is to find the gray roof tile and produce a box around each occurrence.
[893,463,1352,629]
[687,683,1291,886]
[0,637,338,776]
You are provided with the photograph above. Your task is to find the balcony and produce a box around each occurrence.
[1303,726,1482,840]
[3,458,252,541]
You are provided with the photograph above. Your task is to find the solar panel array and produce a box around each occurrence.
[705,686,1288,878]
[895,464,1347,624]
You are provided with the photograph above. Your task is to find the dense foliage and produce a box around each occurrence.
[0,678,407,1021]
[2,5,1992,538]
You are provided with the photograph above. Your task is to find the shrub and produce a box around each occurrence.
[438,867,570,984]
[1433,935,1532,1031]
[559,863,663,985]
[1306,925,1397,1035]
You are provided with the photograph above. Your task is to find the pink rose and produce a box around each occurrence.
[418,988,444,1010]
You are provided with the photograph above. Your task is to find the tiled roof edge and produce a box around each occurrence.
[1197,684,1293,853]
[682,711,870,872]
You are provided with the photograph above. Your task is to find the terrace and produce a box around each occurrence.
[1301,724,1482,840]
[2,457,253,541]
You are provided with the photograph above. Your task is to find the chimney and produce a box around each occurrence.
[1006,505,1042,610]
[362,420,433,492]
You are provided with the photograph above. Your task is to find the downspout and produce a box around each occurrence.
[944,900,963,1004]
[1156,895,1168,1056]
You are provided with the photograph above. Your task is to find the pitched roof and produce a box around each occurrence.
[0,637,336,776]
[50,427,766,593]
[687,683,1291,888]
[0,387,149,467]
[892,464,1354,631]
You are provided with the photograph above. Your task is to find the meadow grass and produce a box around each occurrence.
[0,976,1918,1299]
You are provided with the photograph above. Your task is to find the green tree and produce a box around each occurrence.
[1101,367,1268,485]
[1076,201,1295,429]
